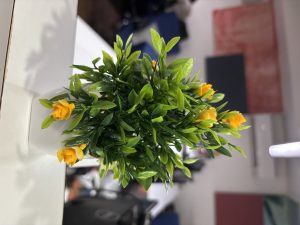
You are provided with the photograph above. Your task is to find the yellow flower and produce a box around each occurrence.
[51,100,75,120]
[198,83,215,99]
[197,107,217,122]
[57,144,87,166]
[223,112,246,129]
[152,60,157,70]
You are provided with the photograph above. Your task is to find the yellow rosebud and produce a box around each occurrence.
[223,112,246,129]
[198,83,215,99]
[57,144,87,166]
[197,107,217,122]
[152,60,157,70]
[51,100,75,120]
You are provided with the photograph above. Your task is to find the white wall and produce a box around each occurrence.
[0,0,14,100]
[173,1,289,224]
[274,0,300,204]
[0,1,78,224]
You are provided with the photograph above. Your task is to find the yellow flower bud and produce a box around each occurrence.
[51,100,75,120]
[152,60,157,70]
[57,144,87,166]
[223,112,246,129]
[197,107,217,122]
[198,83,215,99]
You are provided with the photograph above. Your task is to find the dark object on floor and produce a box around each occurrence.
[151,212,180,225]
[206,54,248,113]
[63,190,155,225]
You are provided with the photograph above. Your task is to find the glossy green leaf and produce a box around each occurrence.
[50,93,69,102]
[146,147,155,161]
[166,37,180,52]
[137,171,157,179]
[41,115,54,129]
[68,111,85,130]
[90,101,116,117]
[127,51,141,64]
[121,146,137,155]
[101,113,114,126]
[69,75,81,98]
[125,136,141,147]
[120,120,135,131]
[150,28,162,53]
[151,116,164,123]
[39,99,53,109]
[184,158,199,164]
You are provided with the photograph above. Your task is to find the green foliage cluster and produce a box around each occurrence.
[40,29,249,190]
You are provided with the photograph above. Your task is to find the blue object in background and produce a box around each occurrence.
[117,12,181,57]
[118,23,135,42]
[151,212,180,225]
[132,42,157,59]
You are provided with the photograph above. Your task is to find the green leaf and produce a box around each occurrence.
[229,144,247,158]
[125,43,132,57]
[50,93,69,101]
[174,140,182,151]
[139,83,153,101]
[69,75,81,98]
[150,28,162,53]
[182,166,192,178]
[127,51,141,64]
[116,34,123,48]
[161,104,177,111]
[207,129,221,145]
[216,147,232,157]
[112,164,120,179]
[160,151,168,164]
[101,113,114,126]
[120,120,135,131]
[90,101,116,117]
[166,37,180,52]
[184,158,199,164]
[102,50,115,71]
[121,175,129,188]
[137,171,157,179]
[176,88,185,111]
[92,57,100,66]
[121,146,137,155]
[125,136,141,147]
[68,111,85,130]
[180,127,197,133]
[114,43,122,60]
[137,177,152,191]
[119,158,126,175]
[71,64,92,71]
[216,102,228,112]
[166,161,174,177]
[125,33,133,48]
[168,58,193,80]
[238,125,251,131]
[128,89,138,106]
[146,147,155,161]
[41,115,54,129]
[39,99,52,109]
[151,116,164,123]
[152,128,157,144]
[209,93,224,103]
[127,104,137,114]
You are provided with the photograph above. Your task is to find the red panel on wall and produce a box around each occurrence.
[213,3,282,113]
[215,193,264,225]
